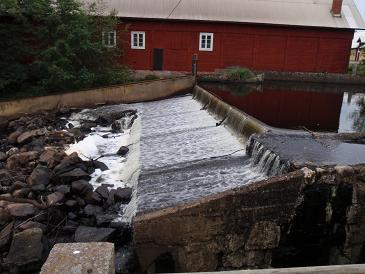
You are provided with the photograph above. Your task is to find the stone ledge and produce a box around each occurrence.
[40,242,115,274]
[176,264,365,273]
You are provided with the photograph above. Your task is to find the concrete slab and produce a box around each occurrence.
[175,264,365,273]
[40,242,114,274]
[251,133,365,167]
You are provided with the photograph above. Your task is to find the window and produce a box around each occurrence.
[131,31,145,49]
[199,32,213,51]
[102,31,116,47]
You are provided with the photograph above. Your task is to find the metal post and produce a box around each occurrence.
[192,54,198,76]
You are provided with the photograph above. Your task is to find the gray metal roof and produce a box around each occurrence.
[83,0,365,29]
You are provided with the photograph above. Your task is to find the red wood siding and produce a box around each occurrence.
[117,20,353,73]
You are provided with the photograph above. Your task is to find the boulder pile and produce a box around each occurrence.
[0,108,138,274]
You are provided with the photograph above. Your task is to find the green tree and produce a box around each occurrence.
[0,0,128,98]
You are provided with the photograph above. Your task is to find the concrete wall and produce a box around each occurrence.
[0,76,195,118]
[262,71,365,84]
[133,165,365,272]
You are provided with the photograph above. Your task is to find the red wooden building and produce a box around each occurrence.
[91,0,365,73]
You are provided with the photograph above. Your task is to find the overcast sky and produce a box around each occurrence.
[354,0,365,21]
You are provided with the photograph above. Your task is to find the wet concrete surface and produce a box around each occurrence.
[252,133,365,167]
[137,95,265,214]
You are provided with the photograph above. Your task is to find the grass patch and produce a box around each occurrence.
[223,67,256,80]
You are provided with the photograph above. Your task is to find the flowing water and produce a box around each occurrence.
[136,95,266,214]
[65,94,272,219]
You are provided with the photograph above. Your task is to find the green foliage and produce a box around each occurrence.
[348,62,365,76]
[0,0,128,99]
[224,67,256,81]
[143,74,159,81]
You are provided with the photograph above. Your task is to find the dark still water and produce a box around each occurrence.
[200,81,365,133]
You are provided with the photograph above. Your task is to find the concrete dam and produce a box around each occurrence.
[2,77,365,273]
[65,84,365,272]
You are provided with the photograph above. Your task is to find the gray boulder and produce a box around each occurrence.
[74,226,115,242]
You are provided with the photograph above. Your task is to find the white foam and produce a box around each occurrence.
[66,124,131,189]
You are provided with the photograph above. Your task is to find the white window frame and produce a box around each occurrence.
[199,32,214,51]
[131,31,145,49]
[102,30,117,48]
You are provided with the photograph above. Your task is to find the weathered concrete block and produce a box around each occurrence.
[40,242,115,274]
[245,221,280,251]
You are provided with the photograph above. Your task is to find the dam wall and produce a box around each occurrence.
[0,76,195,118]
[134,165,365,272]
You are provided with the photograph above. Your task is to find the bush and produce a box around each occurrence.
[0,0,130,99]
[143,74,159,81]
[224,67,256,80]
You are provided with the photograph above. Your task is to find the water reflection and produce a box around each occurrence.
[200,81,365,133]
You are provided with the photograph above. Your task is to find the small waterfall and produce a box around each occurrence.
[246,136,289,176]
[193,86,265,139]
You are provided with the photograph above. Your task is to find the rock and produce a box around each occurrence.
[58,168,91,184]
[0,169,13,186]
[94,116,110,127]
[53,152,83,174]
[0,208,11,226]
[32,184,46,192]
[96,213,118,227]
[67,212,78,220]
[9,181,27,193]
[71,180,93,196]
[47,192,65,206]
[114,187,132,203]
[75,197,86,207]
[39,149,66,169]
[6,151,39,170]
[0,222,14,250]
[6,203,36,218]
[116,146,129,156]
[27,138,45,151]
[8,131,22,145]
[85,191,103,205]
[58,107,70,115]
[80,121,97,133]
[17,128,47,145]
[62,220,79,233]
[19,221,47,233]
[335,165,354,177]
[40,242,115,274]
[12,188,31,198]
[74,226,116,242]
[27,166,52,186]
[67,127,84,140]
[0,222,13,250]
[93,160,109,171]
[5,228,45,271]
[0,152,7,161]
[65,200,78,209]
[84,204,103,216]
[55,184,71,194]
[6,147,19,157]
[95,185,109,200]
[111,121,121,132]
[0,117,8,128]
